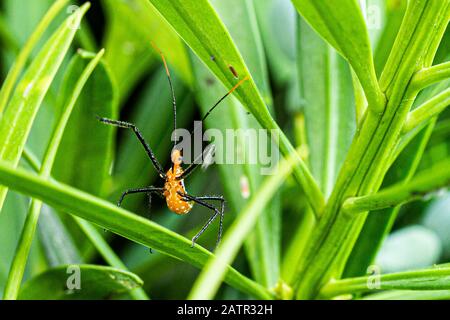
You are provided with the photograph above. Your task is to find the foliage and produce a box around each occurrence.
[0,0,448,300]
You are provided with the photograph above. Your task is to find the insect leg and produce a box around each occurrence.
[118,186,164,207]
[179,193,225,248]
[97,117,166,178]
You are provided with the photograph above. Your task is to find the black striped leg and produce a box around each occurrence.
[118,186,164,207]
[97,117,166,178]
[118,186,164,254]
[179,192,225,249]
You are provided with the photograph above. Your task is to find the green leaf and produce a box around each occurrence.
[291,0,385,112]
[188,151,302,299]
[53,52,118,197]
[46,51,149,300]
[3,48,104,300]
[147,0,324,216]
[24,148,149,300]
[0,192,43,299]
[0,0,68,113]
[373,0,407,75]
[0,161,272,300]
[320,264,450,299]
[0,2,90,210]
[297,17,356,196]
[38,205,83,266]
[344,121,436,277]
[253,0,297,86]
[102,0,192,100]
[190,0,280,288]
[18,265,143,300]
[342,158,450,214]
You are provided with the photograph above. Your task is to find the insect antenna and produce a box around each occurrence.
[181,75,250,179]
[151,41,178,147]
[201,75,249,122]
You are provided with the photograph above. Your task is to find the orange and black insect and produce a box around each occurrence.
[98,45,249,248]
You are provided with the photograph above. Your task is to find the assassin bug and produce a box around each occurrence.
[98,44,249,248]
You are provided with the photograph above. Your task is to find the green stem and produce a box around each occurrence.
[293,0,449,299]
[188,150,302,299]
[379,0,428,92]
[403,88,450,133]
[363,290,450,300]
[351,69,367,126]
[0,0,69,114]
[3,50,104,300]
[392,81,449,162]
[410,61,450,92]
[342,159,450,214]
[320,265,450,299]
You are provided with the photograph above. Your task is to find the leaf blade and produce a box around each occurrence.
[18,265,143,300]
[291,0,385,111]
[0,161,272,300]
[0,2,90,210]
[147,0,323,216]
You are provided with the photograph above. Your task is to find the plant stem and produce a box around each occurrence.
[410,61,450,92]
[351,69,367,126]
[379,0,427,92]
[3,50,104,300]
[403,88,450,133]
[320,265,450,299]
[0,0,69,114]
[342,159,450,214]
[292,0,450,299]
[363,290,450,300]
[343,118,436,278]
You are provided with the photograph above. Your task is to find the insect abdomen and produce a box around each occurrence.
[164,180,193,215]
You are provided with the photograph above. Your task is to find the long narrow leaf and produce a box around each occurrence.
[297,18,355,196]
[0,161,272,300]
[291,0,385,112]
[188,151,302,299]
[191,0,280,288]
[18,265,143,300]
[0,0,68,113]
[3,49,103,300]
[0,3,90,210]
[147,0,324,215]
